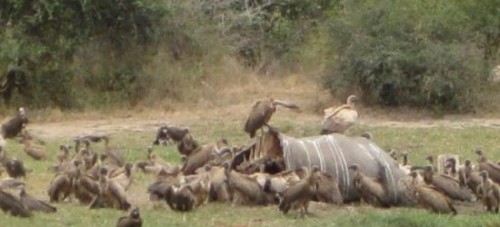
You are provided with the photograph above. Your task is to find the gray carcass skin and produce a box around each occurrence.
[239,131,408,205]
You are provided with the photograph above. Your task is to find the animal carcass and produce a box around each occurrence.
[232,130,408,205]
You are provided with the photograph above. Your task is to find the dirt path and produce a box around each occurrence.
[25,106,500,140]
[8,75,500,139]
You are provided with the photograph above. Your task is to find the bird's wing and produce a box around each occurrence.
[0,190,32,217]
[273,100,301,112]
[324,104,350,120]
[322,108,358,133]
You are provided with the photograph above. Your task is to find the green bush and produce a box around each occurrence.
[0,0,167,109]
[323,0,498,112]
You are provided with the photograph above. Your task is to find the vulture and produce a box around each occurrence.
[475,148,500,184]
[48,160,82,202]
[224,163,273,205]
[57,144,72,163]
[153,125,189,145]
[477,171,500,213]
[165,185,196,212]
[0,107,28,139]
[244,98,300,138]
[410,171,457,214]
[21,133,47,160]
[103,136,125,167]
[421,166,474,202]
[458,160,482,194]
[349,164,390,207]
[117,207,143,227]
[109,163,134,191]
[5,158,26,179]
[321,95,359,135]
[0,189,32,217]
[313,170,343,204]
[19,185,57,213]
[277,167,320,216]
[91,167,130,210]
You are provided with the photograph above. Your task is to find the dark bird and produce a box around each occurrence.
[0,189,32,217]
[458,160,482,194]
[117,207,143,227]
[224,163,272,205]
[421,166,474,202]
[21,133,47,160]
[410,171,457,214]
[153,125,189,145]
[475,148,500,184]
[19,185,57,213]
[91,167,130,210]
[444,158,458,179]
[1,107,28,139]
[278,167,320,216]
[477,171,500,213]
[244,98,300,138]
[321,95,359,135]
[425,155,436,172]
[360,132,373,140]
[349,164,390,207]
[177,134,200,157]
[103,136,125,167]
[48,160,81,202]
[57,144,72,163]
[5,158,26,179]
[313,170,343,205]
[165,185,196,212]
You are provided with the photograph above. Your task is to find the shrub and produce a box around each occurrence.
[323,0,497,112]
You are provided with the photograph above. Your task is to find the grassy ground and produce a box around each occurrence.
[1,117,500,227]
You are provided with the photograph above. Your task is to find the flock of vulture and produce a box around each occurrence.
[0,95,498,226]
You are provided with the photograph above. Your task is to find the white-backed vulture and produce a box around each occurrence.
[321,95,359,135]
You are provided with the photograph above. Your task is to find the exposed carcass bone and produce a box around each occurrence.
[232,131,408,205]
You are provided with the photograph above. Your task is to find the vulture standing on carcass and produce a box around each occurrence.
[244,98,300,138]
[321,95,359,135]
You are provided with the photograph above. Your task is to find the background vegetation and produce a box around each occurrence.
[0,0,498,113]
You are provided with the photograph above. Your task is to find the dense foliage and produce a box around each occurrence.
[0,0,166,108]
[324,0,499,112]
[0,0,498,112]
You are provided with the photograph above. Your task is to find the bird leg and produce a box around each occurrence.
[264,124,278,134]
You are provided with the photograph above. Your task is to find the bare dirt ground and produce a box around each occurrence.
[5,74,500,139]
[24,106,500,140]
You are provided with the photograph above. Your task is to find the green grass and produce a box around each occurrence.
[1,121,500,227]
